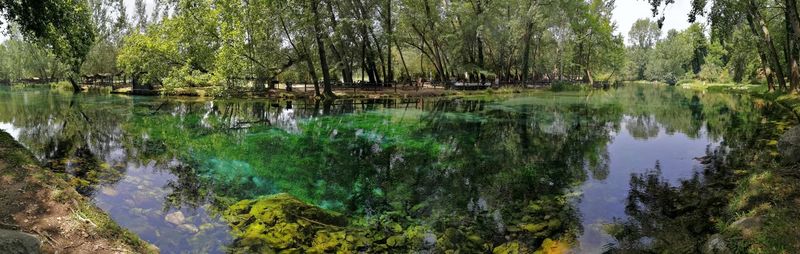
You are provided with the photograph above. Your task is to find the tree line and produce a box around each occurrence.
[1,0,625,96]
[623,20,731,85]
[647,0,800,93]
[7,0,798,96]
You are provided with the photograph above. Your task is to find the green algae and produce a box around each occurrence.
[223,193,361,253]
[223,193,576,253]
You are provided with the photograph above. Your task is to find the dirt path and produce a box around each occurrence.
[0,130,157,253]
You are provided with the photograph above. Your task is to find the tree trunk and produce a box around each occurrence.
[786,0,800,92]
[395,39,410,82]
[305,55,321,97]
[310,0,334,98]
[68,64,82,93]
[521,21,533,82]
[422,0,446,82]
[786,11,800,93]
[324,0,353,84]
[474,0,485,69]
[747,13,776,91]
[750,2,787,90]
[69,76,82,93]
[386,0,394,85]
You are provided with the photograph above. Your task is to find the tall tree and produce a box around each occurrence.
[628,19,661,80]
[1,0,96,92]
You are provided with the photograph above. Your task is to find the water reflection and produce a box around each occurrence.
[575,117,719,253]
[0,85,774,253]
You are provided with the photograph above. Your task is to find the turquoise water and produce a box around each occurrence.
[0,85,766,253]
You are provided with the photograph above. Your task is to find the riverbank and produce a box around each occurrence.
[6,81,602,100]
[0,130,157,253]
[722,102,800,252]
[677,81,800,252]
[111,86,550,100]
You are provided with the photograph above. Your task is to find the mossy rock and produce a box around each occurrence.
[534,238,569,254]
[493,241,531,254]
[778,126,800,164]
[223,193,350,252]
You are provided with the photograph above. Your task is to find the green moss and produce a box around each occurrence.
[492,241,530,254]
[224,193,352,252]
[224,193,578,253]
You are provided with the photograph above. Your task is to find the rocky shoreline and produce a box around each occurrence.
[0,130,157,253]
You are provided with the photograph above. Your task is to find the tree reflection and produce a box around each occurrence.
[0,84,780,252]
[607,147,735,253]
[124,95,625,250]
[0,89,132,194]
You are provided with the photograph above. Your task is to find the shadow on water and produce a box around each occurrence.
[0,85,784,253]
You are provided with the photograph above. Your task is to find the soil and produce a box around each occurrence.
[0,130,157,253]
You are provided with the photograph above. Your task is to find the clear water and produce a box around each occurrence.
[0,85,765,253]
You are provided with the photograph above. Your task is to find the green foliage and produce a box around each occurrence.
[0,0,95,77]
[642,29,696,84]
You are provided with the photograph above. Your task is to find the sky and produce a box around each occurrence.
[2,0,701,44]
[612,0,707,45]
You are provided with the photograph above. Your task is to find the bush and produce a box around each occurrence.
[49,81,73,91]
[550,81,584,92]
[676,79,695,86]
[698,63,731,83]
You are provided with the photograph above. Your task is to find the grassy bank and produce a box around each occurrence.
[0,130,158,253]
[678,81,800,253]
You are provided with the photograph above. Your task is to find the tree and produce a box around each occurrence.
[650,0,800,93]
[1,0,96,92]
[628,18,661,49]
[627,19,661,80]
[106,0,625,95]
[645,30,694,84]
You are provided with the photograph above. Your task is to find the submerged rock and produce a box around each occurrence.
[100,186,118,197]
[493,241,530,254]
[223,193,350,252]
[0,229,41,254]
[165,211,186,225]
[223,193,573,253]
[179,224,199,233]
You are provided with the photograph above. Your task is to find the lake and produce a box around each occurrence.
[0,85,772,253]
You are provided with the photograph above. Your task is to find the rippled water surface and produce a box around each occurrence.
[0,85,766,253]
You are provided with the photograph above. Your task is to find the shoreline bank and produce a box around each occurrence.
[0,130,157,253]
